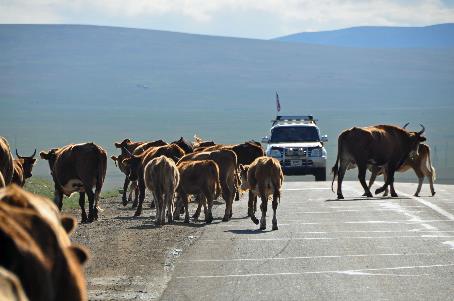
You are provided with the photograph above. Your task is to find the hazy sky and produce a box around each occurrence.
[1,0,454,38]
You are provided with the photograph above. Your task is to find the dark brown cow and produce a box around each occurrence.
[178,149,237,221]
[171,137,194,154]
[331,124,426,199]
[112,139,167,206]
[12,149,37,187]
[176,160,221,223]
[368,143,436,197]
[0,203,88,301]
[0,137,14,185]
[122,144,185,216]
[239,157,283,230]
[40,143,107,223]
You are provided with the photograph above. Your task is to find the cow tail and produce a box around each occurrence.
[95,149,107,212]
[331,136,342,193]
[213,165,222,200]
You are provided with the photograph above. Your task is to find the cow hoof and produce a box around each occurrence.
[122,198,128,207]
[184,217,190,224]
[432,191,436,196]
[81,217,88,224]
[337,194,344,200]
[251,216,259,225]
[134,211,141,217]
[259,224,266,230]
[414,193,419,197]
[132,202,138,209]
[222,216,229,222]
[375,188,384,195]
[365,192,373,198]
[391,193,398,198]
[272,224,278,231]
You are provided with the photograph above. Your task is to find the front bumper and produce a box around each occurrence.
[275,156,326,175]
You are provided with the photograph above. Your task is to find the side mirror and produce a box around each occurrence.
[321,135,328,143]
[261,136,269,144]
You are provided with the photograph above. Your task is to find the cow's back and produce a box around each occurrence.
[145,156,179,195]
[0,137,14,185]
[249,157,283,197]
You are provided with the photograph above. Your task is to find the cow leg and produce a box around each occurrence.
[235,190,240,201]
[53,187,64,211]
[249,192,259,225]
[79,192,88,223]
[259,194,268,230]
[222,189,234,222]
[192,194,202,221]
[414,177,424,197]
[367,166,379,195]
[205,195,213,224]
[166,193,174,224]
[358,163,373,197]
[428,174,436,197]
[183,194,190,224]
[337,160,349,199]
[153,192,161,226]
[134,178,146,217]
[271,192,279,231]
[85,187,96,223]
[173,196,182,220]
[376,167,398,197]
[122,176,130,206]
[133,184,139,208]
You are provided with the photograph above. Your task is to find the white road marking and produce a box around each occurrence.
[199,235,454,242]
[184,252,439,263]
[397,191,454,221]
[442,241,454,250]
[176,263,454,279]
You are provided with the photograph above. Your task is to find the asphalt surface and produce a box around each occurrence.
[160,181,454,301]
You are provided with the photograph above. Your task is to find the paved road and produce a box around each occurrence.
[160,181,454,301]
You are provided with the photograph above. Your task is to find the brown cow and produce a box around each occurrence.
[0,267,29,301]
[144,156,180,225]
[12,149,37,187]
[239,157,283,230]
[40,142,107,223]
[0,137,14,185]
[171,137,194,154]
[112,139,167,207]
[368,143,436,197]
[331,125,427,199]
[178,149,237,221]
[176,160,221,223]
[122,144,185,216]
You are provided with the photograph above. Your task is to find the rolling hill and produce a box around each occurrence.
[275,24,454,48]
[1,24,453,186]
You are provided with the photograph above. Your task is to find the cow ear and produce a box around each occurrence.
[60,215,77,234]
[239,164,244,172]
[419,136,427,142]
[69,245,89,264]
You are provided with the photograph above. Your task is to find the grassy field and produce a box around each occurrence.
[24,177,121,210]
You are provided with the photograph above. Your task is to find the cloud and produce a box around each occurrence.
[1,0,454,37]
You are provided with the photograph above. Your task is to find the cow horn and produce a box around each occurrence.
[122,146,133,157]
[30,148,37,158]
[402,122,409,129]
[15,149,23,159]
[418,124,425,135]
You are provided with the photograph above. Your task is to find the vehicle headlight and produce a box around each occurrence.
[269,149,282,158]
[311,148,322,157]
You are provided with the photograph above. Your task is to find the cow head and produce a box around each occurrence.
[15,149,37,178]
[114,138,131,149]
[407,124,426,159]
[238,164,250,191]
[120,147,141,181]
[172,137,194,154]
[40,148,59,173]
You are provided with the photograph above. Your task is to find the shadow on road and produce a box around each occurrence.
[225,229,269,235]
[325,196,411,202]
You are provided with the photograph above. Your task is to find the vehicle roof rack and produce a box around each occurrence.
[271,115,317,126]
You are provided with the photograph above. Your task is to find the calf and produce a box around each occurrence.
[40,142,107,223]
[176,160,221,223]
[12,149,37,187]
[368,143,436,197]
[122,144,185,216]
[178,149,237,221]
[239,157,283,230]
[144,156,180,225]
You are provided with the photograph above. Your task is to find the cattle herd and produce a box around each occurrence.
[0,123,437,300]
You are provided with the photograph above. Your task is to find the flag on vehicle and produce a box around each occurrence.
[276,92,281,112]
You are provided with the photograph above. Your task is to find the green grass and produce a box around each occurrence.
[24,177,121,210]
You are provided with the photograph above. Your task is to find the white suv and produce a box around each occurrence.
[262,115,328,181]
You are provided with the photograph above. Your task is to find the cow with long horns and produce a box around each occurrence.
[332,124,426,199]
[12,149,37,186]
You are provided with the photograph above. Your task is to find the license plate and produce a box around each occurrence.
[290,160,302,167]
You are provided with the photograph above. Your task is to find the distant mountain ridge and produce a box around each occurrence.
[274,24,454,48]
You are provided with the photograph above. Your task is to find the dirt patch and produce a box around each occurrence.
[69,195,206,300]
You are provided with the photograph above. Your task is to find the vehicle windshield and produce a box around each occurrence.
[270,126,320,143]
